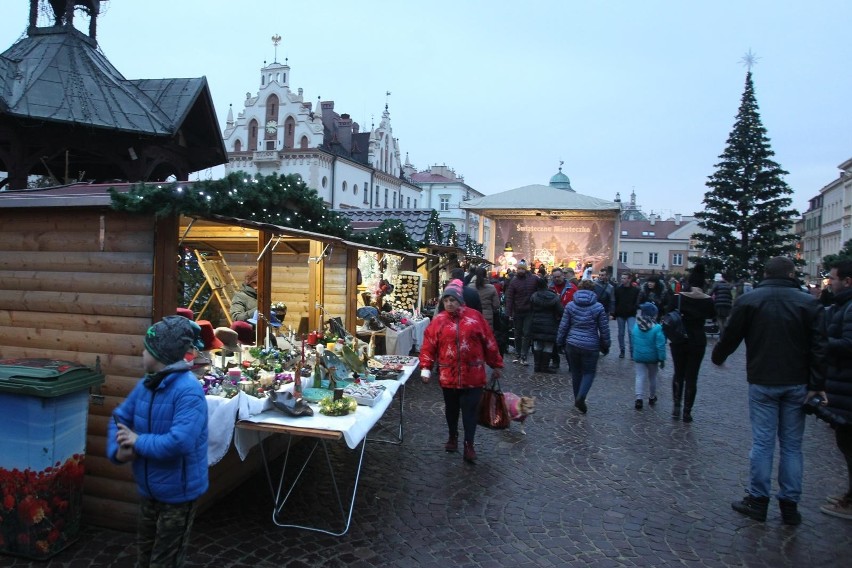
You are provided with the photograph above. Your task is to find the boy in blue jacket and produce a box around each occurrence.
[631,303,667,410]
[108,316,208,567]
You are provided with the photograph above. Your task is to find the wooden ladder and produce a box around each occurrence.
[188,250,239,324]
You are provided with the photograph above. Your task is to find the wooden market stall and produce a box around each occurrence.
[0,183,418,531]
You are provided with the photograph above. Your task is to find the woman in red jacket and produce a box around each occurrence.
[420,279,504,463]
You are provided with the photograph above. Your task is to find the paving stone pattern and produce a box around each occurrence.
[10,322,850,567]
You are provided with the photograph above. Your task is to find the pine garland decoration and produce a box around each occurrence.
[108,172,457,253]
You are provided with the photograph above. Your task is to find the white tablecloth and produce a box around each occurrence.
[385,318,430,356]
[232,363,418,454]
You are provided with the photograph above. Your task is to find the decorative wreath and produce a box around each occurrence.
[318,395,358,416]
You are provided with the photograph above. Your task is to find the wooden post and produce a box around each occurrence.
[152,215,179,322]
[345,247,358,334]
[256,230,273,345]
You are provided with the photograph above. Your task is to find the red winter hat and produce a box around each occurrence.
[176,307,195,319]
[197,320,224,351]
[231,320,256,346]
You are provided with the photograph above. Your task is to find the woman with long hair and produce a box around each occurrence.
[668,264,716,422]
[470,266,500,329]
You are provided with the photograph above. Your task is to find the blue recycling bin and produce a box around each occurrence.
[0,358,104,560]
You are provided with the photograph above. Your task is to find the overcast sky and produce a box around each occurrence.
[2,1,850,217]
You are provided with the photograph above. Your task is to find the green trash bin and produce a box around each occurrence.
[0,358,104,560]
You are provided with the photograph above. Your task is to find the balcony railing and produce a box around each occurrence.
[253,150,281,164]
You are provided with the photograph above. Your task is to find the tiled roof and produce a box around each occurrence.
[620,219,696,239]
[335,209,438,244]
[409,172,455,183]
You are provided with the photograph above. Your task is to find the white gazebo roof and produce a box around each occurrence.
[460,184,620,216]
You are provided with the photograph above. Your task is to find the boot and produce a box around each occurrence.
[539,352,555,374]
[550,350,560,369]
[732,494,769,522]
[444,434,458,452]
[671,401,681,420]
[683,386,696,423]
[533,350,543,372]
[463,441,477,463]
[779,499,802,526]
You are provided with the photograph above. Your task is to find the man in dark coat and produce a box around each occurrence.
[505,260,539,366]
[613,273,640,358]
[819,259,852,520]
[529,276,563,373]
[712,257,827,526]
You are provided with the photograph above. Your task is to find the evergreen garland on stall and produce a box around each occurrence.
[109,172,352,237]
[360,219,418,251]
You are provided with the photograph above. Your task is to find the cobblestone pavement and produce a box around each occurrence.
[10,322,851,567]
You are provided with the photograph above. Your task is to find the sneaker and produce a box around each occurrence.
[820,499,852,520]
[512,358,521,364]
[635,399,643,410]
[682,411,693,423]
[574,398,588,414]
[826,494,850,505]
[648,396,658,407]
[619,351,625,359]
[520,358,529,366]
[444,435,458,452]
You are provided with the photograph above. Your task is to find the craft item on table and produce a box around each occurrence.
[268,390,313,417]
[248,310,282,328]
[231,321,256,345]
[343,384,386,406]
[215,326,242,366]
[357,306,385,331]
[318,395,357,416]
[375,355,419,366]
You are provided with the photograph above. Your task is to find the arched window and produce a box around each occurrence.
[353,184,358,195]
[234,139,242,152]
[299,136,309,149]
[248,119,258,151]
[284,116,296,149]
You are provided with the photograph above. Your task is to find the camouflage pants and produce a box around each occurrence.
[136,498,197,568]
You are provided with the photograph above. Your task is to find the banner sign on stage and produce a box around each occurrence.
[493,218,616,275]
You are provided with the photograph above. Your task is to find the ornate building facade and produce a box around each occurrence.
[221,56,421,211]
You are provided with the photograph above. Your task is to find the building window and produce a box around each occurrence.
[384,188,388,208]
[619,251,628,263]
[266,140,275,150]
[414,199,417,207]
[342,181,348,192]
[234,140,242,152]
[649,252,658,265]
[300,136,309,149]
[393,192,397,208]
[633,252,643,265]
[440,195,450,211]
[364,183,370,204]
[353,184,358,195]
[322,176,328,189]
[407,197,411,208]
[621,230,628,236]
[672,253,684,266]
[375,186,380,205]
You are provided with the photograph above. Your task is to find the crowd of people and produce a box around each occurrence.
[419,256,852,526]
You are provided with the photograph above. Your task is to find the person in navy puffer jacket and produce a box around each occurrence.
[556,280,611,413]
[108,316,209,568]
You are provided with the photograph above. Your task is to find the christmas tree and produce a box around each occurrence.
[693,67,799,281]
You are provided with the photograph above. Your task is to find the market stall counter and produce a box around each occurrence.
[234,358,419,536]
